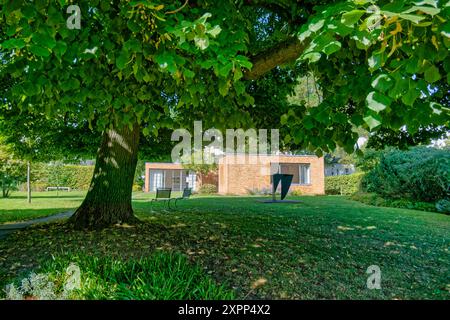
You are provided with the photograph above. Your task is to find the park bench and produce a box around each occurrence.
[150,188,172,208]
[46,186,71,192]
[169,188,192,208]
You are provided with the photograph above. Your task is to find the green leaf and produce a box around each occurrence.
[218,79,230,96]
[398,14,426,24]
[403,6,440,16]
[368,53,383,71]
[218,63,233,77]
[234,81,245,95]
[183,68,195,79]
[341,10,365,26]
[363,114,382,130]
[29,45,51,57]
[127,20,141,33]
[424,65,441,83]
[322,41,341,56]
[0,38,26,49]
[401,87,420,106]
[309,19,325,33]
[207,25,222,38]
[32,32,56,49]
[60,79,80,91]
[124,39,141,53]
[22,81,40,96]
[116,50,130,70]
[303,52,322,63]
[371,74,393,92]
[366,91,392,112]
[53,41,67,58]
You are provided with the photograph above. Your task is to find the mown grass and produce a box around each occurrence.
[0,191,85,224]
[0,194,449,299]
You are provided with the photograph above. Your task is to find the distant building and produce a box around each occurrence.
[145,154,325,195]
[325,163,355,176]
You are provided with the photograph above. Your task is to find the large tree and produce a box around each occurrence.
[0,0,448,229]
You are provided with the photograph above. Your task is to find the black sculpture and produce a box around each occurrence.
[272,173,293,201]
[258,173,301,204]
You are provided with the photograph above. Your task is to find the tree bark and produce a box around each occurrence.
[27,161,31,203]
[244,37,310,80]
[69,122,141,230]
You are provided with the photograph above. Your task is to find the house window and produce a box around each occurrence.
[186,171,197,191]
[270,163,310,185]
[299,164,311,185]
[149,170,164,191]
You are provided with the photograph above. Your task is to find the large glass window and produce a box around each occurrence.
[299,164,311,185]
[149,170,164,191]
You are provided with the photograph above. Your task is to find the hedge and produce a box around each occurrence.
[325,173,364,195]
[20,164,94,191]
[362,147,449,203]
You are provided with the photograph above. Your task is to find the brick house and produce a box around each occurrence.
[145,154,324,195]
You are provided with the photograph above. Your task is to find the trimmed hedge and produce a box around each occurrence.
[325,173,364,195]
[20,164,94,191]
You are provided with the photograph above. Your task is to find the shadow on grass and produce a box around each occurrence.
[0,208,75,224]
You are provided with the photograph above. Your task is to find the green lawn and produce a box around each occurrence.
[0,191,86,224]
[0,193,449,299]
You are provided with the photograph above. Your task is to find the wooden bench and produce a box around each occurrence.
[46,187,71,192]
[150,188,172,208]
[170,188,192,208]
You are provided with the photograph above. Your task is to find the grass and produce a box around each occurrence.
[0,193,449,299]
[0,191,85,224]
[5,253,234,300]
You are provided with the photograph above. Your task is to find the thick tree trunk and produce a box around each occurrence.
[69,122,141,230]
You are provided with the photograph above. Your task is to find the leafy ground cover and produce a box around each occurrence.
[0,194,449,299]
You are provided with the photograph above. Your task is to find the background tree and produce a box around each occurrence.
[0,138,27,198]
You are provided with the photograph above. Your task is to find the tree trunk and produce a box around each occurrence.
[27,161,31,203]
[69,122,141,230]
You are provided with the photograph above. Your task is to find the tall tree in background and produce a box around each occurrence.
[1,1,448,228]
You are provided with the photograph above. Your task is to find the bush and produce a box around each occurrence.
[19,164,94,191]
[290,189,302,196]
[350,192,437,212]
[435,199,450,214]
[325,173,365,195]
[362,147,449,203]
[5,253,234,300]
[199,183,217,194]
[132,184,142,192]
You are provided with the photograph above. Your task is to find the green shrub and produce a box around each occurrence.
[290,189,302,196]
[132,184,142,192]
[199,183,217,194]
[362,147,449,203]
[435,199,450,214]
[325,173,365,195]
[22,164,94,191]
[350,192,438,213]
[5,253,234,300]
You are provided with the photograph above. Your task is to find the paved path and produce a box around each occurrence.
[0,211,73,240]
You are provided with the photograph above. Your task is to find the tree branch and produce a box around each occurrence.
[244,37,309,80]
